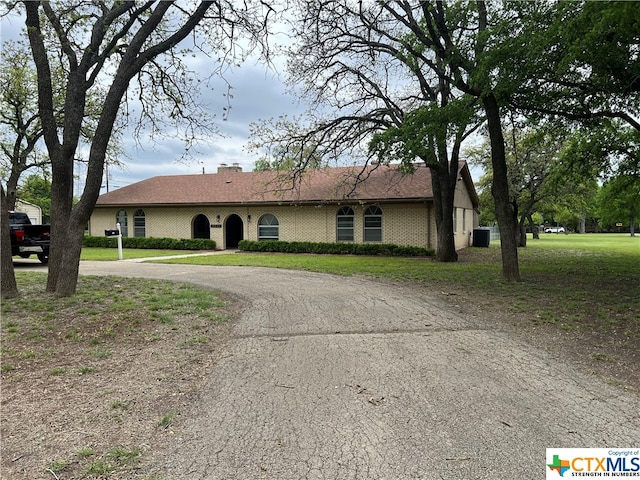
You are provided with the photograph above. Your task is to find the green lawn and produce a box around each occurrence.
[80,248,192,261]
[529,232,639,255]
[147,233,639,340]
[80,235,640,340]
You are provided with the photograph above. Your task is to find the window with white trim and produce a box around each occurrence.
[258,213,279,240]
[133,209,146,237]
[336,206,354,242]
[116,209,128,237]
[363,205,382,242]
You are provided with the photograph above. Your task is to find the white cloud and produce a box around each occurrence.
[1,6,306,193]
[105,62,305,193]
[3,7,483,196]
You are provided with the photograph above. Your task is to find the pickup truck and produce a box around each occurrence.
[8,211,50,263]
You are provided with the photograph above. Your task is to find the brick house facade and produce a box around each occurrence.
[90,163,479,251]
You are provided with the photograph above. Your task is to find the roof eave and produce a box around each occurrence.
[94,197,433,209]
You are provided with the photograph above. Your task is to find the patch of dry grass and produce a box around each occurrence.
[1,275,237,479]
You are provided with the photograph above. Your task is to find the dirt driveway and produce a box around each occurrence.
[77,261,639,479]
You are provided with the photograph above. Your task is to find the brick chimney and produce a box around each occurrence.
[218,163,242,173]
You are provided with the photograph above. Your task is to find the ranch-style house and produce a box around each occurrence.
[89,162,480,251]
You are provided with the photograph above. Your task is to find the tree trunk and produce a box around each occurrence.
[49,218,86,297]
[1,186,19,299]
[431,164,458,262]
[528,215,539,240]
[4,169,20,211]
[482,93,521,281]
[48,146,103,297]
[46,150,76,294]
[518,218,527,247]
[24,1,216,297]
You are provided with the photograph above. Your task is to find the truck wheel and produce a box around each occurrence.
[37,253,49,264]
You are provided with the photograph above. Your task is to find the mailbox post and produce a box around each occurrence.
[104,223,123,260]
[115,222,123,260]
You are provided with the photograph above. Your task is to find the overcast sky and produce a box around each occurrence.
[0,9,307,194]
[100,62,306,193]
[1,8,482,197]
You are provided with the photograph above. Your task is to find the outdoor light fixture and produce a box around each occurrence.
[247,214,251,222]
[216,214,220,222]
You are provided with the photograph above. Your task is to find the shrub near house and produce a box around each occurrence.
[238,240,434,256]
[83,236,216,250]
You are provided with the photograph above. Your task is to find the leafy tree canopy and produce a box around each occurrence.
[16,174,51,217]
[501,1,640,131]
[597,174,640,235]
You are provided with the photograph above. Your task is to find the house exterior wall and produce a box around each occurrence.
[89,201,436,250]
[88,167,480,251]
[453,176,480,250]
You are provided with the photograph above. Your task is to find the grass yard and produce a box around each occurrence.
[152,233,640,389]
[1,274,236,479]
[46,234,640,367]
[38,235,640,364]
[2,234,638,478]
[152,234,639,334]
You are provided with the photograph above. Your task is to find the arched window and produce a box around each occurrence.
[258,214,279,241]
[336,206,354,242]
[133,209,146,238]
[116,209,128,237]
[363,205,382,242]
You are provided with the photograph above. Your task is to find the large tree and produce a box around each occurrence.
[548,120,639,233]
[497,1,639,238]
[266,1,523,277]
[468,124,567,246]
[12,1,273,297]
[597,175,640,236]
[250,2,484,262]
[503,1,640,133]
[414,0,522,280]
[376,1,639,278]
[369,99,481,262]
[0,40,52,210]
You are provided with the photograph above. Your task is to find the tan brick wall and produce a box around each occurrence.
[90,208,119,236]
[90,202,437,250]
[374,203,431,247]
[245,204,434,249]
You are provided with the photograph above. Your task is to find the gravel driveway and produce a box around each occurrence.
[78,261,639,479]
